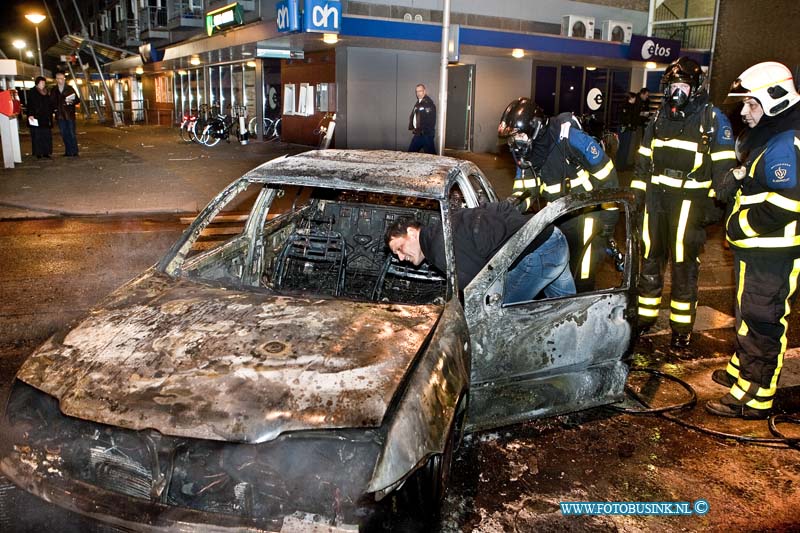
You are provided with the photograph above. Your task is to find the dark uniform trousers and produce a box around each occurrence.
[725,251,800,410]
[638,188,707,334]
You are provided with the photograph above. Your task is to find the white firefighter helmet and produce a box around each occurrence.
[725,61,800,116]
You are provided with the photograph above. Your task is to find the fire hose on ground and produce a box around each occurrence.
[612,368,800,450]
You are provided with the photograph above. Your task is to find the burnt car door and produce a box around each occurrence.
[462,189,639,432]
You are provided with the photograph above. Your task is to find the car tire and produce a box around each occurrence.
[406,394,467,522]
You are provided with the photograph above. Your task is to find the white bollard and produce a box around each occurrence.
[238,116,248,145]
[0,114,22,169]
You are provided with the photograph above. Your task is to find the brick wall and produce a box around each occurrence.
[710,0,800,108]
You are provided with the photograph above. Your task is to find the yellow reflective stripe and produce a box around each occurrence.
[631,180,647,191]
[711,150,736,161]
[638,146,652,157]
[593,160,614,180]
[572,173,593,192]
[675,199,691,262]
[543,182,561,194]
[729,234,800,248]
[738,321,749,335]
[669,312,692,323]
[671,300,692,311]
[766,193,800,212]
[726,362,740,379]
[653,138,699,152]
[708,188,717,198]
[736,260,747,336]
[580,217,594,280]
[773,257,800,390]
[643,208,651,258]
[639,295,661,306]
[731,353,740,366]
[730,383,746,401]
[690,151,704,173]
[738,209,758,238]
[639,307,660,317]
[749,149,766,178]
[739,192,800,212]
[651,175,712,189]
[746,397,773,410]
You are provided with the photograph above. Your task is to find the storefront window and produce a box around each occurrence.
[209,66,220,111]
[535,65,557,116]
[232,63,244,113]
[244,61,256,121]
[559,66,583,114]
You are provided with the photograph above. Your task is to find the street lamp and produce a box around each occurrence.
[12,40,26,62]
[25,13,46,77]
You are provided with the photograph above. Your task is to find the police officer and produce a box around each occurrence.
[706,62,800,419]
[631,57,737,350]
[498,97,619,292]
[408,83,437,154]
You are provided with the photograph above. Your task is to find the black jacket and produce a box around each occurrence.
[26,88,53,128]
[408,95,436,136]
[419,202,553,292]
[51,84,80,121]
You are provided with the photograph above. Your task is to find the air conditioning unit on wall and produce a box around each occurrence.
[561,15,595,39]
[602,20,633,43]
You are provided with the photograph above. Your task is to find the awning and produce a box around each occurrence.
[45,34,135,64]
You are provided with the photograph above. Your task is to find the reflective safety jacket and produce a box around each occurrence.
[632,96,736,198]
[727,129,800,251]
[513,112,618,204]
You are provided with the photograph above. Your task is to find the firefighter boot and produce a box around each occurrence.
[711,369,736,388]
[670,331,691,349]
[705,395,771,420]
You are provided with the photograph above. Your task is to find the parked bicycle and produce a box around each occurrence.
[200,105,246,147]
[178,111,198,143]
[247,115,282,141]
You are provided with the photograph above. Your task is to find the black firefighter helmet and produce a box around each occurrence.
[661,56,705,113]
[498,98,547,164]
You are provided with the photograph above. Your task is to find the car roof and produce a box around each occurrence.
[240,149,478,200]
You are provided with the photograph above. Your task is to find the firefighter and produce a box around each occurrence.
[706,61,800,419]
[498,97,619,292]
[631,57,737,350]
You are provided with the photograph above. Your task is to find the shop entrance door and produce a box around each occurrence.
[445,63,475,151]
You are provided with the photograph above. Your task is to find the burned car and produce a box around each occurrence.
[1,150,638,531]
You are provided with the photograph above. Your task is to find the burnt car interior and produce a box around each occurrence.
[182,185,448,305]
[263,189,447,304]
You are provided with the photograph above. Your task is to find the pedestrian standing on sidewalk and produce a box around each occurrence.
[26,76,53,160]
[408,84,437,154]
[51,71,81,157]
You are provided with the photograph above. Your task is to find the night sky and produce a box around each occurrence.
[2,0,64,72]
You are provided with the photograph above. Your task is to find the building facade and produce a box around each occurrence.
[54,0,717,151]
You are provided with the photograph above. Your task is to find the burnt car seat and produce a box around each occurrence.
[273,216,347,296]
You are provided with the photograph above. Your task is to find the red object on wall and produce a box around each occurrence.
[0,90,21,117]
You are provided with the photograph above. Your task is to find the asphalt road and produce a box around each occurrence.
[0,217,799,532]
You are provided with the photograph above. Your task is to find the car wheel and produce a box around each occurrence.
[410,394,467,518]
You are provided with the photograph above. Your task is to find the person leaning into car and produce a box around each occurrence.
[385,201,575,302]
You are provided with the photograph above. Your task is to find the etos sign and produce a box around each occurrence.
[629,34,681,63]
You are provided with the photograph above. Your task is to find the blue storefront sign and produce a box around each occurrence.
[276,0,300,33]
[629,34,681,63]
[303,0,341,33]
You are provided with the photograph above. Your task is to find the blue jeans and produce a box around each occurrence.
[504,227,575,303]
[58,119,79,156]
[408,134,435,154]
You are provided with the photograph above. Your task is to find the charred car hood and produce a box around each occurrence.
[16,273,441,443]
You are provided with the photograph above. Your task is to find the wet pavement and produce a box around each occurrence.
[1,122,799,531]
